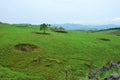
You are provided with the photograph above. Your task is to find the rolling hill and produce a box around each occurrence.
[0,23,120,80]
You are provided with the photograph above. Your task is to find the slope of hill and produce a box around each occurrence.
[0,24,120,80]
[89,27,120,36]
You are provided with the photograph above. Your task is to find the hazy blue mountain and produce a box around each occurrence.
[52,23,120,30]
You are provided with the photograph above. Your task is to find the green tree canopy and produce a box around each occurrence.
[40,23,48,33]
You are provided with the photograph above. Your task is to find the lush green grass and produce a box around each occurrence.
[0,24,120,80]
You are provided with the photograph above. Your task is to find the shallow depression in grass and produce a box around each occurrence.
[15,43,40,52]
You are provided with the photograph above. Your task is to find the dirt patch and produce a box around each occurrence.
[115,45,120,48]
[96,38,111,41]
[15,44,39,52]
[33,32,50,35]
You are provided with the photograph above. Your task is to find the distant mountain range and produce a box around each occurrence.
[6,22,120,31]
[52,23,120,30]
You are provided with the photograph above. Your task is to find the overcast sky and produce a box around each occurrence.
[0,0,120,24]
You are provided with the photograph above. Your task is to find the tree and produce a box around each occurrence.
[59,27,65,31]
[47,24,51,28]
[40,23,48,33]
[0,21,3,24]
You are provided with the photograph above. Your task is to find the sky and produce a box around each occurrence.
[0,0,120,25]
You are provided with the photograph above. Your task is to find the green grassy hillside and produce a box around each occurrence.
[0,24,120,80]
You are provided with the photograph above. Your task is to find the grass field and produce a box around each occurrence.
[0,24,120,80]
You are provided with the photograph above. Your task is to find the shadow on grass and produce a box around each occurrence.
[54,30,68,33]
[33,32,50,35]
[96,38,111,41]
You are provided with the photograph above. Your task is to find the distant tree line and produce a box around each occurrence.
[89,27,120,33]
